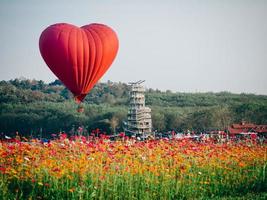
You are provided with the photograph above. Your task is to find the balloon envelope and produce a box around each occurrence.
[39,23,119,102]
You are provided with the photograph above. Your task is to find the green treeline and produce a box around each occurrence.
[0,78,267,137]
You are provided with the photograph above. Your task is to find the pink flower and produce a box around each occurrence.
[60,133,67,140]
[119,132,125,137]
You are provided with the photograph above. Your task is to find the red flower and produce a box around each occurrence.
[119,132,125,137]
[0,167,6,174]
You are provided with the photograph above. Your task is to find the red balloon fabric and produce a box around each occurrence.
[39,23,119,103]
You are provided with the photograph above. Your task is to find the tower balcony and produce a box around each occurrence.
[131,86,145,92]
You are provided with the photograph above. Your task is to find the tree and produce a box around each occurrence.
[109,115,119,133]
[49,79,62,86]
[165,112,183,131]
[152,112,166,131]
[212,106,232,129]
[1,78,267,135]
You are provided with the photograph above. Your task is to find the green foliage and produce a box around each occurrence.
[0,79,267,136]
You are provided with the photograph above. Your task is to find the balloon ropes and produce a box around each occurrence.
[39,23,119,110]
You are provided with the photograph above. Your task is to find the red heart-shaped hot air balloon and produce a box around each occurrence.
[39,23,119,102]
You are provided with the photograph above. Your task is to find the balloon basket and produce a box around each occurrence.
[77,105,84,113]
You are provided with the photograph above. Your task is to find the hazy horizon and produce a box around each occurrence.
[1,0,267,95]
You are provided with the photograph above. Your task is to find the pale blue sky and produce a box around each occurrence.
[0,0,266,94]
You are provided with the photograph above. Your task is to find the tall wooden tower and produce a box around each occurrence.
[127,80,152,134]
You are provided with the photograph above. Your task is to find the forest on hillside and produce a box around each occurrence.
[0,78,267,137]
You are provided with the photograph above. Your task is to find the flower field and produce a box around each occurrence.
[0,135,266,200]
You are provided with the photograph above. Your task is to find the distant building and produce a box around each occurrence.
[127,81,152,135]
[228,121,267,135]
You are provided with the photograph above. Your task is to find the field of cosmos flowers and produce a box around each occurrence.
[0,133,266,200]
